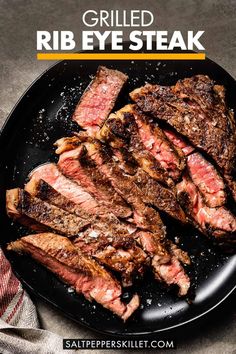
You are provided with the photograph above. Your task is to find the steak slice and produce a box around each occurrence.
[27,163,102,215]
[99,105,173,186]
[136,231,190,296]
[176,174,236,247]
[74,232,148,287]
[130,76,236,196]
[26,178,92,220]
[187,153,226,208]
[164,129,227,208]
[7,233,139,320]
[6,189,89,237]
[133,169,186,223]
[58,146,132,219]
[72,66,128,136]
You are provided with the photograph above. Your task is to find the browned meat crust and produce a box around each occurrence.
[130,75,236,198]
[6,189,89,237]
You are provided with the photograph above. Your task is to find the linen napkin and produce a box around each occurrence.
[0,248,76,354]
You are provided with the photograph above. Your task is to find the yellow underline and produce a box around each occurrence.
[37,53,205,61]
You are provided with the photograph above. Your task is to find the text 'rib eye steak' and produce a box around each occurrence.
[57,145,132,219]
[6,189,89,237]
[72,66,128,136]
[74,233,148,287]
[130,75,236,199]
[164,129,226,208]
[136,231,190,296]
[7,233,139,320]
[27,163,102,215]
[176,175,236,246]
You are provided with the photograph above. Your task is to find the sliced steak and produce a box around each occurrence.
[27,163,102,215]
[164,129,227,208]
[74,232,148,287]
[130,76,236,196]
[132,107,185,180]
[26,178,92,220]
[72,66,128,136]
[134,169,186,223]
[83,140,166,235]
[58,146,132,218]
[6,189,89,237]
[99,105,173,186]
[26,174,136,237]
[84,139,186,223]
[176,174,236,246]
[136,231,190,296]
[7,233,139,320]
[187,152,226,208]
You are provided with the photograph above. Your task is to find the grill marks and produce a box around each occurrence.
[72,66,128,136]
[74,233,148,287]
[99,105,174,186]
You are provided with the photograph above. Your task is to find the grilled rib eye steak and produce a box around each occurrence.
[7,233,139,320]
[72,66,128,136]
[130,75,236,200]
[7,66,236,322]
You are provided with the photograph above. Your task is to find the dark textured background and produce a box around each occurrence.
[0,0,236,352]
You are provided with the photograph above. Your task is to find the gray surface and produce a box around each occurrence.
[0,0,236,353]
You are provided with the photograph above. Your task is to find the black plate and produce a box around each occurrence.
[0,54,236,336]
